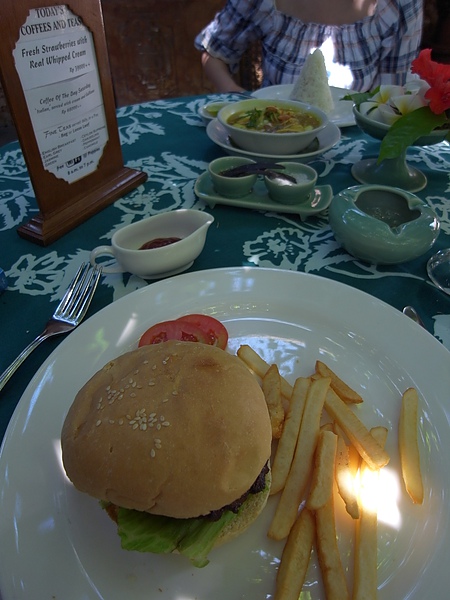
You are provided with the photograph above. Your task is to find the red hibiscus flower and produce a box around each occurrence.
[411,49,450,114]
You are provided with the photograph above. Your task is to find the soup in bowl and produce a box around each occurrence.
[218,98,328,155]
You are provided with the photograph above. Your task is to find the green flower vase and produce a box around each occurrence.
[352,107,448,193]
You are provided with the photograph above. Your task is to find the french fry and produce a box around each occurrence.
[315,360,363,404]
[368,425,388,446]
[353,426,388,600]
[234,343,429,600]
[399,387,424,504]
[270,377,310,495]
[306,429,337,511]
[262,363,285,439]
[315,491,350,600]
[335,433,360,519]
[237,344,268,379]
[275,508,315,600]
[268,377,330,540]
[237,344,293,400]
[324,387,390,470]
[348,442,361,477]
[320,422,335,432]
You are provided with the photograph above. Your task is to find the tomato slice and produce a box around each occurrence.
[138,314,229,349]
[176,314,228,350]
[138,320,210,346]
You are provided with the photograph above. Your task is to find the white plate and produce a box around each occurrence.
[194,172,333,219]
[1,268,449,600]
[206,118,341,162]
[252,85,355,127]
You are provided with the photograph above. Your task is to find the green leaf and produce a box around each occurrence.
[378,106,447,162]
[117,508,191,553]
[106,474,271,567]
[247,108,263,129]
[341,89,378,106]
[176,512,236,568]
[114,504,237,568]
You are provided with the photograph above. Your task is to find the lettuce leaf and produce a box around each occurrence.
[102,472,270,568]
[113,505,237,568]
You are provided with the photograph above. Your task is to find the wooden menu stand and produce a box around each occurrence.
[0,1,147,246]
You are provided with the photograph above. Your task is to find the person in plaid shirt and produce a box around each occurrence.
[195,0,423,92]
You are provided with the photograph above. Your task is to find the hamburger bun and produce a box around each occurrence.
[61,340,272,520]
[214,468,272,547]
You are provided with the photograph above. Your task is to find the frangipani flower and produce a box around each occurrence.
[359,101,399,125]
[371,85,405,104]
[377,102,404,126]
[403,79,431,102]
[359,83,429,125]
[391,91,428,115]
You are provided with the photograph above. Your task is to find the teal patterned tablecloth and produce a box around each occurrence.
[1,94,450,442]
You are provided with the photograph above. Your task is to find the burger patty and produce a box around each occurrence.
[104,462,269,524]
[205,462,269,521]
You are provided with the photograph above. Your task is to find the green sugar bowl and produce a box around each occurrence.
[328,185,440,264]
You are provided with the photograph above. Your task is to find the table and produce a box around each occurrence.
[1,94,450,444]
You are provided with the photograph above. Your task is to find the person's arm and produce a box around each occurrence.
[201,52,246,93]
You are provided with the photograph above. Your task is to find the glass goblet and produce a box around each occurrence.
[427,249,450,296]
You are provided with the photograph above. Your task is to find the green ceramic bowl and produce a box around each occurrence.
[329,184,440,264]
[218,99,328,155]
[208,156,257,198]
[199,101,230,125]
[264,162,318,205]
[353,106,448,145]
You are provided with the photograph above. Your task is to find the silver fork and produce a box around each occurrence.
[0,263,102,392]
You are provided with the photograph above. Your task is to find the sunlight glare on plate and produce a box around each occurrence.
[53,438,67,479]
[377,468,402,529]
[117,313,141,347]
[357,465,402,530]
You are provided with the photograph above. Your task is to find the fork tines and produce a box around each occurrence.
[55,263,102,323]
